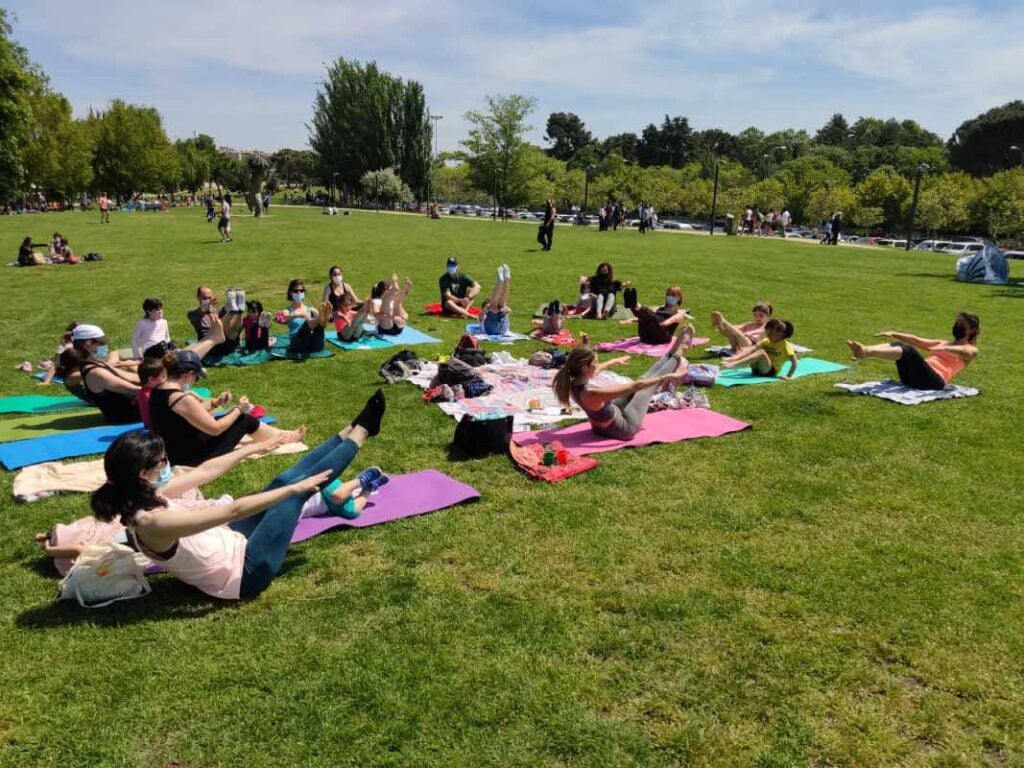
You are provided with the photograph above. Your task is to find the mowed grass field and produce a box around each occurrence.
[0,206,1022,767]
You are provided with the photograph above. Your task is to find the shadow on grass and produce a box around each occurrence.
[894,272,957,280]
[16,553,309,628]
[0,413,105,436]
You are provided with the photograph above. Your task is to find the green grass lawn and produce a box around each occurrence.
[0,206,1022,767]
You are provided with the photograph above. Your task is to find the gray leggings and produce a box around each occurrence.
[594,355,681,440]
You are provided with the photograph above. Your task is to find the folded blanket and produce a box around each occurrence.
[835,380,980,405]
[13,438,309,502]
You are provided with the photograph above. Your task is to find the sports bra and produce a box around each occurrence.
[571,383,615,424]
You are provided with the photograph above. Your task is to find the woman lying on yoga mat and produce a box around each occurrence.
[369,274,413,335]
[188,285,246,360]
[322,265,361,313]
[481,264,511,336]
[89,390,388,600]
[710,301,773,351]
[63,321,229,424]
[846,312,979,390]
[553,327,693,440]
[150,349,306,467]
[276,278,332,354]
[621,284,690,344]
[722,317,798,379]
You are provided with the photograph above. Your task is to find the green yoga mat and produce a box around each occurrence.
[270,348,334,360]
[0,394,90,415]
[715,357,847,387]
[0,412,110,442]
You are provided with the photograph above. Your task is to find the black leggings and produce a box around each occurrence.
[892,343,945,390]
[287,324,325,355]
[634,307,676,345]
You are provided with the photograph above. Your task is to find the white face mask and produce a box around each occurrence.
[291,292,305,303]
[200,299,212,311]
[665,295,678,306]
[331,274,342,286]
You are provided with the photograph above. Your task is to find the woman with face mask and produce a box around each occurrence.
[621,284,691,345]
[846,312,980,390]
[588,262,622,320]
[276,278,332,355]
[149,350,306,467]
[89,390,387,600]
[64,322,231,424]
[187,285,246,361]
[321,265,361,314]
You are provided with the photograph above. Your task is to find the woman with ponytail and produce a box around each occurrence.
[92,390,389,600]
[846,312,980,391]
[553,325,693,441]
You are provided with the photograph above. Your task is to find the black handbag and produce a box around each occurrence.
[451,414,513,458]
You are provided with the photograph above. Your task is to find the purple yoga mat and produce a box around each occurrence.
[291,469,480,542]
[596,336,710,357]
[512,408,750,455]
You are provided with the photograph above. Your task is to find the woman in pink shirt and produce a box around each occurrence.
[90,390,388,600]
[846,312,979,390]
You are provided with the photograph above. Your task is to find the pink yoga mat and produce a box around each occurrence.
[291,469,480,541]
[512,408,750,455]
[596,336,710,357]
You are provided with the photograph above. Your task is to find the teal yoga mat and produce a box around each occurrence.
[0,394,88,415]
[325,325,442,350]
[715,357,847,387]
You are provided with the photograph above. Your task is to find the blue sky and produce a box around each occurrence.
[7,0,1024,152]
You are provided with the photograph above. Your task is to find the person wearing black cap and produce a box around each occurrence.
[438,256,480,318]
[149,350,307,467]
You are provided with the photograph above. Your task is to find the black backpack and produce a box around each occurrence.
[451,414,513,459]
[434,357,478,387]
[453,347,490,367]
[379,350,421,383]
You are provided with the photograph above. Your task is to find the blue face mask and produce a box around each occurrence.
[94,344,109,359]
[152,464,172,490]
[447,266,458,275]
[665,295,678,306]
[291,292,305,303]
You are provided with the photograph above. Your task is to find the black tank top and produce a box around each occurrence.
[80,362,139,424]
[148,388,209,467]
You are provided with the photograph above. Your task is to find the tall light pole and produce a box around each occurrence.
[904,162,929,251]
[583,163,595,215]
[1010,145,1024,169]
[760,145,787,180]
[430,114,443,207]
[709,141,720,236]
[331,172,339,204]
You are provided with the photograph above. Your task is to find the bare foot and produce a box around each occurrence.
[721,357,739,369]
[285,426,308,443]
[318,302,333,327]
[206,315,227,344]
[710,310,724,329]
[847,340,865,360]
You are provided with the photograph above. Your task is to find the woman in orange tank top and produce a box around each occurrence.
[846,312,979,391]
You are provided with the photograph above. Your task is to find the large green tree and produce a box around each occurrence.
[309,58,430,201]
[0,11,37,198]
[544,112,593,162]
[949,101,1024,176]
[460,93,537,208]
[90,100,178,199]
[23,85,94,198]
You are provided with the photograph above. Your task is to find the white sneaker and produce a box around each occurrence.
[235,288,246,312]
[225,289,237,312]
[503,264,511,281]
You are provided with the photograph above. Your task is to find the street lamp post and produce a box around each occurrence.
[1010,145,1024,169]
[583,164,595,215]
[331,172,339,204]
[430,114,443,208]
[709,162,720,236]
[904,163,929,251]
[761,145,787,180]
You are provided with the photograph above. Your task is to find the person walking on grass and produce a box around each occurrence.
[218,194,233,243]
[99,193,111,224]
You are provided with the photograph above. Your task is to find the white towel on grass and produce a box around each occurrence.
[835,380,979,405]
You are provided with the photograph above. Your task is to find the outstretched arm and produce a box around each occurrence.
[877,331,943,349]
[162,437,282,498]
[780,354,799,380]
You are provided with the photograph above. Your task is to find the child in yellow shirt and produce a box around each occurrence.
[722,318,798,379]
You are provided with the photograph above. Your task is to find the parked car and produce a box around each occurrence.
[950,236,986,244]
[661,220,694,230]
[1003,250,1024,259]
[940,242,985,255]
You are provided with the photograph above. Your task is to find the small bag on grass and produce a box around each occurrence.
[57,540,151,608]
[451,414,513,458]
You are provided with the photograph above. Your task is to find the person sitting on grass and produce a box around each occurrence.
[18,236,43,267]
[370,274,413,335]
[322,265,361,314]
[276,278,332,355]
[621,283,690,344]
[89,390,388,600]
[846,312,979,391]
[710,301,773,351]
[131,297,174,359]
[37,322,78,386]
[334,290,375,341]
[64,321,229,424]
[552,326,693,441]
[588,261,622,319]
[149,349,305,467]
[566,277,595,318]
[187,285,246,360]
[242,300,274,351]
[135,357,167,430]
[722,317,798,380]
[481,264,511,336]
[439,256,480,318]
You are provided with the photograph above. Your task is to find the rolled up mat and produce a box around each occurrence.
[512,408,750,455]
[715,357,847,387]
[292,469,479,540]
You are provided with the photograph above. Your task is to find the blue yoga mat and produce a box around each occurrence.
[715,357,847,387]
[326,325,442,350]
[0,413,277,470]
